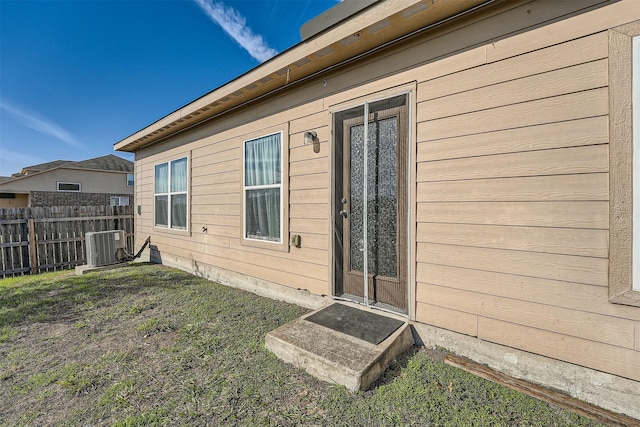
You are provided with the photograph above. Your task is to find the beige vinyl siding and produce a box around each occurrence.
[418,242,609,288]
[128,0,640,385]
[478,318,640,382]
[416,117,609,162]
[414,13,640,381]
[135,102,330,297]
[417,201,609,229]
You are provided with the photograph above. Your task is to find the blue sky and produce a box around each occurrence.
[0,0,339,176]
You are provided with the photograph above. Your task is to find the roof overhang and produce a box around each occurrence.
[114,0,494,153]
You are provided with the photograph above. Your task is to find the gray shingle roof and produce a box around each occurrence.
[71,155,133,172]
[19,154,133,175]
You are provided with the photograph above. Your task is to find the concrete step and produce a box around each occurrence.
[265,302,414,391]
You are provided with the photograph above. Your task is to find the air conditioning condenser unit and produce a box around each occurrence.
[85,230,126,267]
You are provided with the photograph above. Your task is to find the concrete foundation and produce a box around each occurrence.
[75,262,128,275]
[412,323,640,420]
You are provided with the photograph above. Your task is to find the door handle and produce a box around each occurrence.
[339,210,348,218]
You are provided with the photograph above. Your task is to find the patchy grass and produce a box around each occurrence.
[0,264,604,426]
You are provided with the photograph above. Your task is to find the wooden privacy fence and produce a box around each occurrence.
[0,206,134,278]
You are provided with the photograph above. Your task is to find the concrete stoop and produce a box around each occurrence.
[265,304,414,391]
[75,262,128,275]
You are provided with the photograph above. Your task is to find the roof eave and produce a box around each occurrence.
[114,0,492,153]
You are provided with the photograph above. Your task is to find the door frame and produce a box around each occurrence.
[328,83,417,319]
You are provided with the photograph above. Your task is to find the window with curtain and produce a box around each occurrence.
[154,157,187,230]
[244,132,282,242]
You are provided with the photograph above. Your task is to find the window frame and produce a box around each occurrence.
[241,125,289,252]
[126,173,134,188]
[57,182,81,192]
[154,156,189,232]
[609,20,640,307]
[110,196,130,206]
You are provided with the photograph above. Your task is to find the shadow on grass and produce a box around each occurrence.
[367,345,421,391]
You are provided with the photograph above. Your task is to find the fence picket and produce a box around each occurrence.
[9,234,14,273]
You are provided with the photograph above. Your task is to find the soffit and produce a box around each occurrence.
[115,0,490,153]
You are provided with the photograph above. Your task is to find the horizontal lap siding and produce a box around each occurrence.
[416,283,634,349]
[288,126,330,267]
[417,223,608,258]
[417,201,608,229]
[415,28,640,381]
[416,117,609,162]
[137,103,330,296]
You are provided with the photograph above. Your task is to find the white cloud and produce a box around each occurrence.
[0,99,82,149]
[193,0,278,63]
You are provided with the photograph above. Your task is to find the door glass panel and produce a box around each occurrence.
[350,117,397,277]
[349,116,398,277]
[372,117,398,277]
[350,122,365,272]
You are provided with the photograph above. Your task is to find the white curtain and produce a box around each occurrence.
[155,163,168,193]
[171,194,187,229]
[170,158,187,229]
[154,163,169,226]
[245,134,281,186]
[245,134,281,241]
[155,159,187,229]
[170,158,187,192]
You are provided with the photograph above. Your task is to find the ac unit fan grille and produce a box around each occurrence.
[85,230,126,267]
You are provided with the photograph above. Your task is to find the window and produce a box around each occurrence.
[110,196,130,206]
[155,157,188,230]
[609,21,640,306]
[126,173,134,187]
[243,132,282,243]
[57,182,81,192]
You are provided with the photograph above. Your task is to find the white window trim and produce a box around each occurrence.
[110,196,130,206]
[242,131,284,244]
[57,182,81,192]
[154,157,188,231]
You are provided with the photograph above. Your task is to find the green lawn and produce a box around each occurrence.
[0,264,604,426]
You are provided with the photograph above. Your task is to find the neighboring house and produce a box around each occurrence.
[115,0,640,419]
[0,154,134,208]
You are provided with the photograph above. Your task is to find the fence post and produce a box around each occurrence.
[28,217,37,274]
